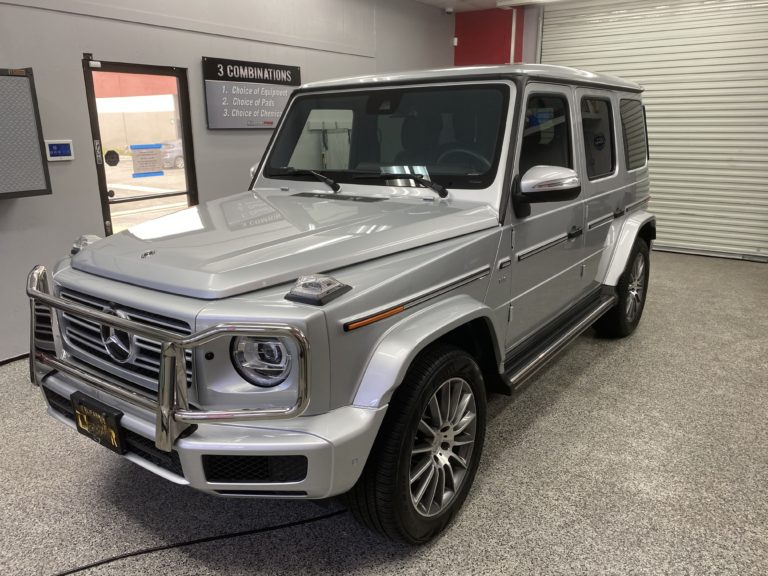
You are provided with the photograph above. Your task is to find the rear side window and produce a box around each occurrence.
[620,99,647,170]
[581,98,615,179]
[519,94,572,176]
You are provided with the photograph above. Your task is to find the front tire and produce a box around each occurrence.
[595,238,650,337]
[348,344,487,543]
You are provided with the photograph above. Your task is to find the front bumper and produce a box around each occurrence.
[39,369,385,497]
[27,265,386,498]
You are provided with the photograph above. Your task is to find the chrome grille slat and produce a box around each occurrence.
[57,288,193,392]
[62,313,101,333]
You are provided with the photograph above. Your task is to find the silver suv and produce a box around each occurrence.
[28,64,654,543]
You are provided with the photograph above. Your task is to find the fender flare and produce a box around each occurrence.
[352,294,502,409]
[598,210,656,286]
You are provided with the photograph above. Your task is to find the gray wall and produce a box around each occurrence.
[0,0,454,360]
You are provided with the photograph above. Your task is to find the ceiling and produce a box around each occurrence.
[415,0,558,11]
[415,0,503,11]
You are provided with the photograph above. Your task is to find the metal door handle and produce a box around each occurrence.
[567,226,583,240]
[614,208,625,218]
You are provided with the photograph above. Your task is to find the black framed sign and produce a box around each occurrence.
[202,57,301,129]
[0,68,52,199]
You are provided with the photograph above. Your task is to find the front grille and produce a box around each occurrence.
[42,386,184,477]
[58,288,193,392]
[33,302,55,351]
[202,455,308,483]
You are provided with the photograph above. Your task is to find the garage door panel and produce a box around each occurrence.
[542,0,768,259]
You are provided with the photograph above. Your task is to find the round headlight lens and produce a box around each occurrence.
[231,336,293,387]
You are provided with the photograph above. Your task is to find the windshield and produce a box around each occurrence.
[264,84,509,190]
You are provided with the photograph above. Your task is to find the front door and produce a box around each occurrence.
[82,55,198,235]
[505,83,587,350]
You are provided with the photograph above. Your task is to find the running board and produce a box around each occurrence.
[504,294,617,390]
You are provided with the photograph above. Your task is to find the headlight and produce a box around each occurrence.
[231,336,293,387]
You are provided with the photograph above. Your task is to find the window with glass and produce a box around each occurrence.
[265,85,509,189]
[581,98,615,180]
[518,94,572,177]
[620,99,648,170]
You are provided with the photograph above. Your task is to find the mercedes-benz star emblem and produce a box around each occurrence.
[100,306,135,363]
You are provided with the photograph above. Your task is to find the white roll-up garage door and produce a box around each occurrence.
[540,0,768,260]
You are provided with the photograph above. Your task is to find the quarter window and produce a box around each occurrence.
[519,94,572,177]
[620,99,647,170]
[581,98,615,180]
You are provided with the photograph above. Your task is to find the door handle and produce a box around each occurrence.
[567,226,583,240]
[614,208,625,218]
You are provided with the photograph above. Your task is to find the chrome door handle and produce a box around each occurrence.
[567,226,583,240]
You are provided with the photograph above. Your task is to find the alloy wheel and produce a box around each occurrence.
[409,377,477,517]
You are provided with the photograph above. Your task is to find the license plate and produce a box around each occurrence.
[71,392,125,454]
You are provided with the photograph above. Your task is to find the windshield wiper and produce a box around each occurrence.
[273,167,340,193]
[352,172,448,198]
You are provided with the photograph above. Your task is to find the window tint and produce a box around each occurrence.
[519,94,572,177]
[581,98,615,179]
[620,99,647,170]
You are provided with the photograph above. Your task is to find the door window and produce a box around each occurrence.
[619,99,648,171]
[519,94,572,176]
[581,98,615,180]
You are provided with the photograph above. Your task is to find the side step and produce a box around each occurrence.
[504,293,617,390]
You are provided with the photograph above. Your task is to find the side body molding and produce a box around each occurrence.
[352,294,502,409]
[597,210,656,286]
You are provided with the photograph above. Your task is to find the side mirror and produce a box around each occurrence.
[519,166,581,203]
[250,163,259,179]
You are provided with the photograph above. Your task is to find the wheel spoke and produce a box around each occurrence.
[453,410,476,435]
[410,458,432,484]
[418,419,436,438]
[428,396,443,428]
[412,443,433,455]
[448,379,462,422]
[435,466,446,508]
[448,452,469,469]
[423,466,439,512]
[444,461,457,490]
[451,393,472,427]
[414,464,435,505]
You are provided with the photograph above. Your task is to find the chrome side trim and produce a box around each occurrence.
[507,296,616,389]
[27,265,311,452]
[588,213,614,231]
[403,265,491,310]
[517,234,568,261]
[625,196,650,214]
[343,265,491,331]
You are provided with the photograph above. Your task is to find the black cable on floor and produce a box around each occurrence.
[51,508,347,576]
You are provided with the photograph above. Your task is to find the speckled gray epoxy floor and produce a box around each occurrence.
[1,251,766,575]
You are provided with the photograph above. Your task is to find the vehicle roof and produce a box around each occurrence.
[301,64,643,93]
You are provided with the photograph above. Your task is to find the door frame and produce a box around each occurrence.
[81,53,199,235]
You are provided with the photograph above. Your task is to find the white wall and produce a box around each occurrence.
[0,0,454,360]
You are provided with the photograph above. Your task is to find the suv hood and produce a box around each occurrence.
[72,189,499,299]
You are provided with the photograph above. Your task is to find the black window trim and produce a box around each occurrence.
[580,95,617,182]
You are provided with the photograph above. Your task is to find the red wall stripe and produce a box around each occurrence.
[454,8,514,66]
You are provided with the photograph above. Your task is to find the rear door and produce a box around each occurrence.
[576,88,624,293]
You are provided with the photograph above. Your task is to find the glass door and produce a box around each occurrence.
[82,55,198,235]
